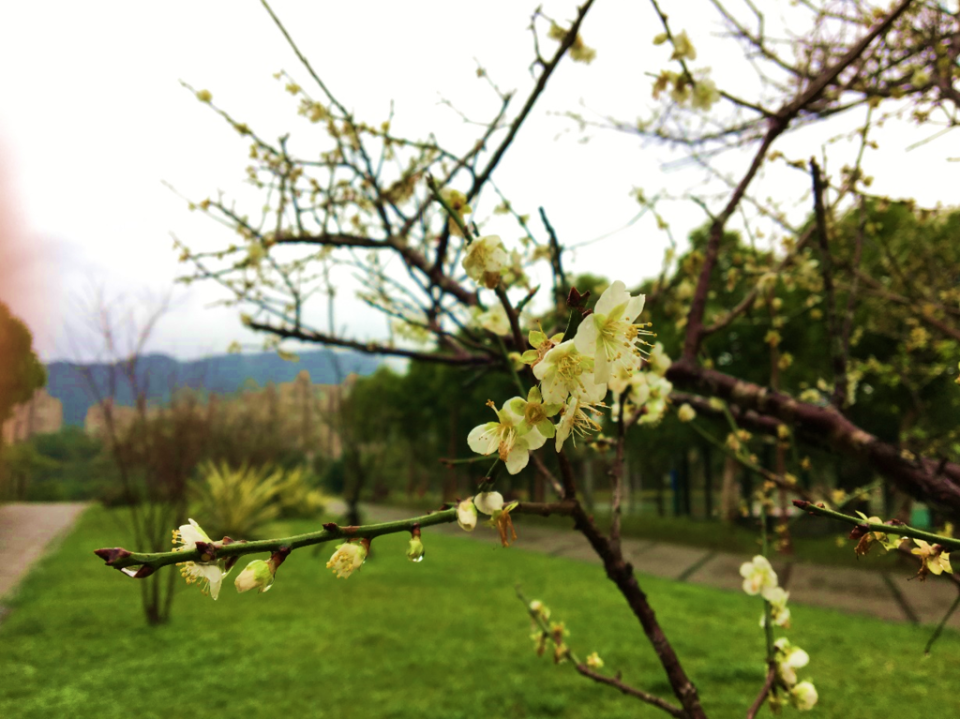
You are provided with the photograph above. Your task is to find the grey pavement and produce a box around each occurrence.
[0,502,90,601]
[358,502,960,629]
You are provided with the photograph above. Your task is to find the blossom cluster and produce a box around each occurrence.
[739,556,818,711]
[527,599,603,668]
[173,518,381,598]
[465,280,671,475]
[850,511,952,580]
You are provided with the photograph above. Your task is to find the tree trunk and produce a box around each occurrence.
[720,454,740,522]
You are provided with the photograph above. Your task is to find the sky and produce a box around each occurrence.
[0,1,956,363]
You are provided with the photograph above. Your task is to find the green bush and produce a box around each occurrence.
[192,461,327,539]
[273,465,327,519]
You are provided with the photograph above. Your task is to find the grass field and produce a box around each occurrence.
[1,506,957,718]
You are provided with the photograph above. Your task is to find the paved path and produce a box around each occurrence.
[0,502,90,601]
[358,503,960,629]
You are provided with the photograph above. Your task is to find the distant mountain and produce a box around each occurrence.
[47,349,381,426]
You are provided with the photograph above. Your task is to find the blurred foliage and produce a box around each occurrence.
[193,460,327,539]
[0,301,46,426]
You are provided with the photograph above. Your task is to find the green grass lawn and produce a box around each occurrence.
[1,506,957,718]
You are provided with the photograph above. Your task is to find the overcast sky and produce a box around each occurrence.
[1,1,955,363]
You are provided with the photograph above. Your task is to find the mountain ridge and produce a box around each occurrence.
[46,349,381,426]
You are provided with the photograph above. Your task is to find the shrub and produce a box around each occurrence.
[193,461,327,539]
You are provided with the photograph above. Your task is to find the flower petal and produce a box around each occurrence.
[504,445,531,475]
[467,423,499,455]
[475,491,505,515]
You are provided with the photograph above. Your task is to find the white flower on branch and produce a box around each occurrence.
[739,555,778,596]
[462,234,508,288]
[534,340,606,406]
[474,303,511,336]
[173,518,231,600]
[467,400,547,475]
[789,681,818,711]
[326,541,367,579]
[574,280,646,388]
[760,586,791,628]
[774,638,810,688]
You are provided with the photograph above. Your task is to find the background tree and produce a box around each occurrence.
[0,300,47,499]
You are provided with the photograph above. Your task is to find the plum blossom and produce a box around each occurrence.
[462,235,508,288]
[574,281,646,387]
[507,386,562,439]
[326,540,367,579]
[911,539,953,579]
[173,518,231,600]
[474,303,511,336]
[468,400,547,474]
[534,340,606,405]
[760,586,791,628]
[789,681,818,711]
[555,396,603,452]
[474,491,519,547]
[740,555,778,596]
[774,638,810,687]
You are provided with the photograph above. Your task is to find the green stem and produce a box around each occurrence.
[425,175,474,243]
[97,508,458,572]
[759,499,775,664]
[497,336,526,396]
[515,586,582,665]
[793,500,960,551]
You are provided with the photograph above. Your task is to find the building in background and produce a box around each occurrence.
[2,389,63,444]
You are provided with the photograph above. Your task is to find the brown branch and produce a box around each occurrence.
[557,452,707,718]
[275,232,478,307]
[848,271,960,343]
[575,665,685,718]
[810,158,846,407]
[246,320,496,366]
[514,499,577,517]
[745,666,777,719]
[682,0,916,360]
[701,225,815,337]
[839,197,866,360]
[667,359,960,518]
[609,394,627,546]
[494,284,526,352]
[469,0,597,197]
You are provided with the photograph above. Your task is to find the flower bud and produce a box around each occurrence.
[235,559,275,594]
[677,403,696,422]
[789,681,818,710]
[407,536,425,563]
[326,540,368,579]
[457,498,478,532]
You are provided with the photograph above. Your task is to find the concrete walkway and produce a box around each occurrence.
[0,502,90,601]
[360,503,960,629]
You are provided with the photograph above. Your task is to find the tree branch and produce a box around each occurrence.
[246,320,496,366]
[667,359,960,518]
[575,664,685,718]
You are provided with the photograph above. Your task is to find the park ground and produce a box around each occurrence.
[1,503,959,718]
